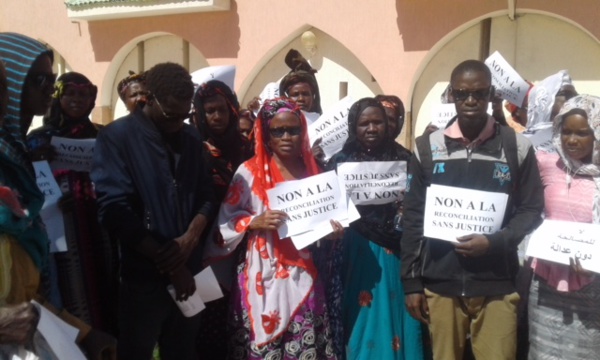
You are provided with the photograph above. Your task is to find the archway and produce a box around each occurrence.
[410,11,600,140]
[239,26,383,111]
[102,32,208,122]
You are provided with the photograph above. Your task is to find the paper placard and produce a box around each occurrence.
[337,161,407,205]
[33,300,86,360]
[191,65,236,91]
[485,51,531,107]
[526,220,600,273]
[524,127,555,153]
[50,137,95,172]
[430,103,493,129]
[33,161,66,253]
[423,185,508,242]
[259,82,280,103]
[168,266,224,317]
[308,96,353,160]
[267,171,352,249]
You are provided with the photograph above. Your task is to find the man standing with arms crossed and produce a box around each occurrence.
[401,60,544,360]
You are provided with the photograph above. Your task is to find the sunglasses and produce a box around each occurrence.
[269,126,302,138]
[451,87,491,102]
[29,73,57,89]
[154,96,192,121]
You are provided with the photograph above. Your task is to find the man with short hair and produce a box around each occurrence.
[401,60,544,360]
[91,62,215,360]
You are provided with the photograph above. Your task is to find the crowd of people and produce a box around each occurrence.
[0,31,597,360]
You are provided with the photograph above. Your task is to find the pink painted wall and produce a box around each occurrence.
[2,0,599,123]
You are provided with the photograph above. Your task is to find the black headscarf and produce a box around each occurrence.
[278,49,322,115]
[329,97,411,250]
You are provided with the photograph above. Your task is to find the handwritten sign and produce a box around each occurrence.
[50,137,95,173]
[33,161,66,253]
[485,51,531,107]
[526,219,600,273]
[259,82,280,102]
[524,127,555,153]
[423,185,508,242]
[191,65,236,91]
[337,161,407,205]
[267,171,350,248]
[308,96,353,161]
[168,266,224,317]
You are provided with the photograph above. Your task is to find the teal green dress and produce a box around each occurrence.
[342,227,425,360]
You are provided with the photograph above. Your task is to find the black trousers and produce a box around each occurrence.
[117,279,201,360]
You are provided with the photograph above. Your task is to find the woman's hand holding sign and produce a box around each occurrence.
[454,234,490,257]
[249,210,289,231]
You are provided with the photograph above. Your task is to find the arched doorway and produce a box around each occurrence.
[105,33,208,121]
[240,27,383,111]
[411,12,600,139]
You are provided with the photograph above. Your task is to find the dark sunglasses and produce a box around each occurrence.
[451,87,491,102]
[154,96,192,121]
[29,73,57,89]
[269,126,302,138]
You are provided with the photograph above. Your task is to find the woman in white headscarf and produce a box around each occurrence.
[528,94,600,359]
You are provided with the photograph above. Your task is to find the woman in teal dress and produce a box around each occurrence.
[328,97,425,360]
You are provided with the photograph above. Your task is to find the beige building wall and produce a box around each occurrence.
[2,1,600,147]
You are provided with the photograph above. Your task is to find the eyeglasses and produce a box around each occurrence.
[154,96,192,121]
[29,73,57,89]
[269,126,302,138]
[451,88,491,102]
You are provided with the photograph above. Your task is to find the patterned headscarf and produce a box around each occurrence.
[44,72,97,128]
[527,70,573,132]
[117,70,145,101]
[552,94,600,223]
[375,94,405,139]
[278,49,322,114]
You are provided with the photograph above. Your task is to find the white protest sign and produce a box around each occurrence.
[431,103,457,128]
[337,161,407,205]
[33,300,86,360]
[526,220,600,273]
[485,51,531,107]
[308,96,353,160]
[429,103,493,129]
[423,185,508,242]
[267,171,348,244]
[168,266,224,317]
[191,65,236,91]
[50,137,95,173]
[259,82,280,102]
[524,127,555,153]
[33,161,66,253]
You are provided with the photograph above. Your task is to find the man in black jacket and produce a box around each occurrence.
[92,62,215,360]
[401,60,544,360]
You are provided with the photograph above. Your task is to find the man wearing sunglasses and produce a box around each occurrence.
[92,62,215,360]
[402,60,544,360]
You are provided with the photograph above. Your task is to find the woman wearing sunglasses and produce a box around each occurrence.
[27,72,119,335]
[215,98,342,359]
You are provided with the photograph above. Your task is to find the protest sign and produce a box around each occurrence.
[307,96,353,160]
[259,82,280,102]
[485,51,531,107]
[168,266,224,317]
[191,65,236,91]
[33,161,66,252]
[267,170,351,249]
[526,220,600,274]
[430,103,492,129]
[524,127,555,153]
[50,137,95,172]
[33,300,86,360]
[423,185,508,242]
[337,161,407,205]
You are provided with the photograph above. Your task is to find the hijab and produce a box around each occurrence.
[527,70,573,132]
[278,49,322,115]
[552,94,600,223]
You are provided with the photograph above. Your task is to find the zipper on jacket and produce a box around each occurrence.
[466,146,473,163]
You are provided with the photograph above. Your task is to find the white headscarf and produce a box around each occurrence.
[527,70,573,132]
[552,94,600,223]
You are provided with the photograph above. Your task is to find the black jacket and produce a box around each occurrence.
[91,109,215,283]
[401,123,544,297]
